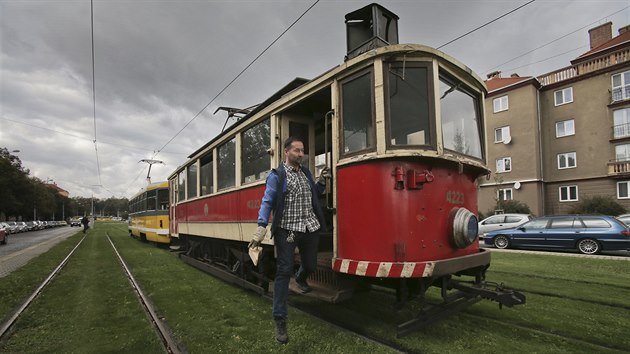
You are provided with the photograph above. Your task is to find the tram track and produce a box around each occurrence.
[0,234,87,340]
[106,233,185,354]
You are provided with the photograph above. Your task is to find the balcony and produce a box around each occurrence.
[537,47,630,86]
[612,85,630,102]
[607,160,630,178]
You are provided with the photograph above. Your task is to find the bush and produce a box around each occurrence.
[569,195,626,215]
[495,200,532,215]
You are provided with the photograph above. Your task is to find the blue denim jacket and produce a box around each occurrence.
[257,163,326,236]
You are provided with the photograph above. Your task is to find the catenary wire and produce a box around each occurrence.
[437,0,536,49]
[501,45,587,74]
[150,0,320,159]
[483,5,630,75]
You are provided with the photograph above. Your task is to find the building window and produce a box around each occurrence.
[242,118,271,184]
[557,152,576,169]
[496,157,511,173]
[559,185,578,202]
[556,119,575,138]
[493,95,508,113]
[617,181,630,199]
[615,144,630,162]
[613,108,630,139]
[494,126,510,143]
[612,70,630,102]
[497,188,513,201]
[554,87,573,106]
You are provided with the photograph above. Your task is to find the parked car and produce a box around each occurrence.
[616,214,630,226]
[484,215,630,255]
[0,224,6,244]
[0,222,12,234]
[478,213,533,238]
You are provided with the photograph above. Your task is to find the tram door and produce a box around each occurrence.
[281,115,334,252]
[169,178,178,237]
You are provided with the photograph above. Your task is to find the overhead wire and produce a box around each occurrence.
[483,5,630,75]
[151,0,321,159]
[90,0,103,187]
[437,0,536,49]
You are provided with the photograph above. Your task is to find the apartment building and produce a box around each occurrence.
[479,22,630,216]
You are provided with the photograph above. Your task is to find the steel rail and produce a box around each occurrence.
[106,234,184,354]
[0,235,87,339]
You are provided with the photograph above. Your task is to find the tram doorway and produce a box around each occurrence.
[278,87,334,252]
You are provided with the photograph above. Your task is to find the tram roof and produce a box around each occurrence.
[188,77,309,159]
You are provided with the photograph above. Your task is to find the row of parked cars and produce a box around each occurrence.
[0,220,69,245]
[478,213,630,255]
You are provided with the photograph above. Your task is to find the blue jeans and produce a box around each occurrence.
[272,228,320,319]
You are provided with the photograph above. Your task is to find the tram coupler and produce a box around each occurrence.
[447,279,526,308]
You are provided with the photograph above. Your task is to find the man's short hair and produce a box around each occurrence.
[283,136,303,150]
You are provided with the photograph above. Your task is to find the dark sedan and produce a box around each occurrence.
[483,215,630,255]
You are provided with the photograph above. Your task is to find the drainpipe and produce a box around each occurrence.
[537,88,545,215]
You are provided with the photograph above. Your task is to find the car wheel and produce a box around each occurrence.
[1,236,6,245]
[494,235,510,249]
[577,238,600,255]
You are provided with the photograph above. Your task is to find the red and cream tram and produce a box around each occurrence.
[168,3,524,329]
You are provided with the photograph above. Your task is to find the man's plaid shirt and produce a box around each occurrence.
[279,162,320,233]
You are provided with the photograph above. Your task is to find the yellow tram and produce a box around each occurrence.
[128,181,170,244]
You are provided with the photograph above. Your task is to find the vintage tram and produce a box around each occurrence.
[167,3,524,330]
[128,181,170,244]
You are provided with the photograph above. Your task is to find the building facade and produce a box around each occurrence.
[479,22,630,216]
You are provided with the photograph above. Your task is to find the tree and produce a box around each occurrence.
[569,195,626,216]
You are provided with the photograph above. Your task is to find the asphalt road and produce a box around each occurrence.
[0,226,79,277]
[479,242,630,260]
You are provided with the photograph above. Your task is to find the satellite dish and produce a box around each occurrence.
[514,181,521,189]
[503,136,512,144]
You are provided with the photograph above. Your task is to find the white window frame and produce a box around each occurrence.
[613,108,630,139]
[612,70,630,102]
[615,144,630,162]
[496,157,512,173]
[559,185,578,202]
[617,181,630,199]
[557,152,577,169]
[497,188,513,201]
[555,119,575,138]
[493,95,508,113]
[554,87,573,106]
[494,126,510,143]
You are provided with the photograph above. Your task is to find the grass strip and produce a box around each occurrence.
[108,224,397,353]
[0,224,164,353]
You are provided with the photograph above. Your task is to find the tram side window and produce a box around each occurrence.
[178,170,186,202]
[218,138,236,190]
[200,153,213,195]
[141,192,148,211]
[147,190,157,211]
[187,163,198,199]
[439,75,483,159]
[387,63,431,146]
[341,71,375,154]
[242,118,271,184]
[158,189,169,210]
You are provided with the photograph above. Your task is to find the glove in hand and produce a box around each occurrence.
[248,226,266,248]
[317,167,331,185]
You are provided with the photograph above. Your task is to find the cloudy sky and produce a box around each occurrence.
[1,0,629,199]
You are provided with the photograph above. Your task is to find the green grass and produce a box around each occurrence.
[0,225,163,353]
[1,224,629,353]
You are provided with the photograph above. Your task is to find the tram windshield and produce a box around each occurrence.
[439,76,483,159]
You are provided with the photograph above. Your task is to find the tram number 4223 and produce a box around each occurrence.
[446,191,465,205]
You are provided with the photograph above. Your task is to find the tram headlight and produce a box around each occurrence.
[451,207,478,248]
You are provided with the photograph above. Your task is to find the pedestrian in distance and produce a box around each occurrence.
[249,136,330,345]
[81,215,89,234]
